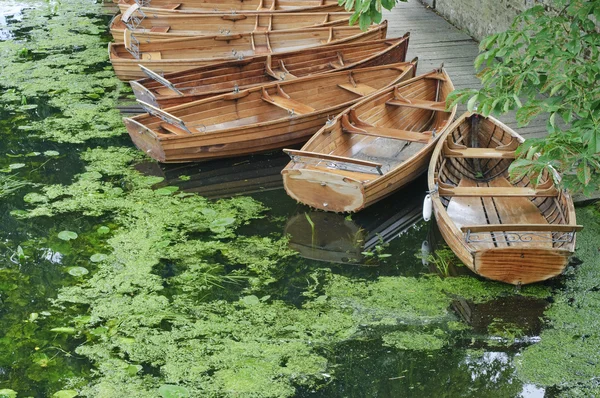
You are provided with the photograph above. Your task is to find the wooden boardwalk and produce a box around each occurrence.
[385,0,548,139]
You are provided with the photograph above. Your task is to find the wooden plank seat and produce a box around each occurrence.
[262,86,314,115]
[460,224,584,233]
[444,147,516,159]
[438,180,558,197]
[341,113,432,144]
[159,122,189,136]
[338,83,377,96]
[386,96,447,112]
[142,51,162,60]
[284,149,383,175]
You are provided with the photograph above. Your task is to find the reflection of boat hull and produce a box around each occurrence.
[160,153,290,198]
[452,295,548,337]
[285,177,426,264]
[286,212,364,264]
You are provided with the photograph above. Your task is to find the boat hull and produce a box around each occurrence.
[132,35,410,108]
[427,113,580,285]
[110,24,388,80]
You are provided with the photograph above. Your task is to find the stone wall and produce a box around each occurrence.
[420,0,539,41]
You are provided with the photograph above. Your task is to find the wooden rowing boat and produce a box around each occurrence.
[427,112,581,285]
[109,22,388,80]
[112,6,351,43]
[116,0,344,15]
[281,68,456,213]
[123,61,417,162]
[130,35,410,108]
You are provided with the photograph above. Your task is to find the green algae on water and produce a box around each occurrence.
[0,1,126,143]
[516,207,600,397]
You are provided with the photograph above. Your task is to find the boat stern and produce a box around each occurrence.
[474,247,572,285]
[124,118,166,162]
[282,168,366,212]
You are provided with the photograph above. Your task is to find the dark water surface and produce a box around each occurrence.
[1,2,595,398]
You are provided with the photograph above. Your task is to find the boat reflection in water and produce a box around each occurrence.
[284,177,426,265]
[135,151,290,199]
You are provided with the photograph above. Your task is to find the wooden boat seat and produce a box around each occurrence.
[262,86,314,115]
[142,52,162,60]
[438,176,557,197]
[159,123,189,136]
[265,58,296,81]
[341,113,432,144]
[150,26,170,33]
[460,224,583,233]
[337,83,377,96]
[444,147,516,159]
[446,178,558,248]
[386,97,447,112]
[284,149,383,175]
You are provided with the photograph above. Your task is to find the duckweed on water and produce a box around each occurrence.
[11,146,554,396]
[516,207,600,397]
[0,0,125,143]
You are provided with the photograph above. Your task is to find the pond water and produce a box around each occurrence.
[0,2,599,397]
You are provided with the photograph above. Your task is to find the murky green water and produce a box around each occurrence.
[1,2,599,397]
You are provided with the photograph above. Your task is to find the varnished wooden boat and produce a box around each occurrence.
[281,68,456,213]
[427,112,581,285]
[116,0,344,15]
[123,61,417,162]
[110,22,388,80]
[111,5,351,43]
[130,35,410,108]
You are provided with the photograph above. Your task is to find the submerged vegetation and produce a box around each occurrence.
[0,1,599,397]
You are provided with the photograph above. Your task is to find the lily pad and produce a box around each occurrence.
[52,390,78,398]
[158,385,189,398]
[242,295,260,306]
[8,163,26,170]
[44,150,60,156]
[210,217,236,228]
[68,267,89,277]
[155,186,179,196]
[58,230,78,241]
[97,226,110,234]
[90,253,108,263]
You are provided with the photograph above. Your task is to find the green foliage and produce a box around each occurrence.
[448,0,600,194]
[338,0,407,29]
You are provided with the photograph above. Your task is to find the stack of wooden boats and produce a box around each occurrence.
[108,1,582,285]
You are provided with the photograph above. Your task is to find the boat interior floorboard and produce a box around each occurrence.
[447,177,553,249]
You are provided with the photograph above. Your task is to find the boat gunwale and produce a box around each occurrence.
[131,61,417,140]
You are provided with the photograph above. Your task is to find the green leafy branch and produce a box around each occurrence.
[447,0,600,195]
[338,0,407,30]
